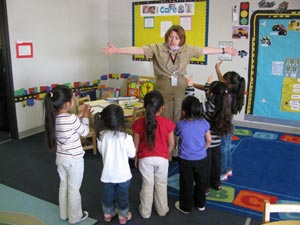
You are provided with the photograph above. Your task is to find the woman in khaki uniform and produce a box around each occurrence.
[103,25,237,124]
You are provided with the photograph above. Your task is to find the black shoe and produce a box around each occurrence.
[212,184,222,191]
[175,201,190,214]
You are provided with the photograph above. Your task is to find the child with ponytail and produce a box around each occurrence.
[132,90,175,219]
[43,85,92,224]
[215,60,246,180]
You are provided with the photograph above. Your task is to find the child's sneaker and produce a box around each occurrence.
[205,188,210,196]
[118,211,132,224]
[104,211,117,222]
[220,174,228,181]
[70,211,88,224]
[197,206,206,211]
[212,184,222,191]
[227,170,233,176]
[175,201,190,214]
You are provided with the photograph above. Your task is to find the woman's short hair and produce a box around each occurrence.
[164,25,186,46]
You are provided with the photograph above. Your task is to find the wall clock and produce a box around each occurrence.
[140,81,154,98]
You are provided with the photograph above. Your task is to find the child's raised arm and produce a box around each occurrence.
[215,60,226,83]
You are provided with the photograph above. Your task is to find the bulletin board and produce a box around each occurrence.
[245,10,300,127]
[132,0,209,65]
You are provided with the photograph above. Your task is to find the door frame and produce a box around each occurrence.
[0,0,18,139]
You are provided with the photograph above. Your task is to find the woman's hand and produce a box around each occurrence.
[225,47,238,56]
[102,43,118,55]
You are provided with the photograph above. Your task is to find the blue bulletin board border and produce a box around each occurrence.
[245,10,300,127]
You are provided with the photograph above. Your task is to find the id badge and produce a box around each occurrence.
[171,74,178,86]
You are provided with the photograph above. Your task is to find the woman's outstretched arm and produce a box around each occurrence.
[202,46,238,55]
[102,43,144,55]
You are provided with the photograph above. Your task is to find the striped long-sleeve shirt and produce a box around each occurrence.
[185,84,221,147]
[202,83,221,147]
[56,113,89,157]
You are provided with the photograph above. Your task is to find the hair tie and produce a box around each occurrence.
[49,92,53,98]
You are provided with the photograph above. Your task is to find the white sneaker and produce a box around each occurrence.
[227,170,233,176]
[220,174,228,181]
[197,206,206,211]
[70,211,88,224]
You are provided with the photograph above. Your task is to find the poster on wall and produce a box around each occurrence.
[132,0,209,65]
[218,41,233,61]
[16,41,33,58]
[245,10,300,126]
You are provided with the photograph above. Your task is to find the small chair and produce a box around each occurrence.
[262,200,300,224]
[74,95,97,155]
[125,106,145,135]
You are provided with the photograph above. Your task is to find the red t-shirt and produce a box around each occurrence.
[132,115,175,160]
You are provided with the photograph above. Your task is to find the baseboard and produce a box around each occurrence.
[234,120,300,135]
[18,126,44,139]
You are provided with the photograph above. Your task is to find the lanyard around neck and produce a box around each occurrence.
[169,52,177,65]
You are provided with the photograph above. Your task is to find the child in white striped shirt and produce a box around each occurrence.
[44,85,92,224]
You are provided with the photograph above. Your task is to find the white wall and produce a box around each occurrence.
[106,0,300,134]
[6,0,300,137]
[6,0,109,137]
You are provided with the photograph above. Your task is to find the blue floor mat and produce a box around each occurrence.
[167,127,300,222]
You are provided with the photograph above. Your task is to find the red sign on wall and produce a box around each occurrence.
[16,42,33,58]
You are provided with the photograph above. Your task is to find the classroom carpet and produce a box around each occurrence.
[167,126,300,222]
[0,184,97,225]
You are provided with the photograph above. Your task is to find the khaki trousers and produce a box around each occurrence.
[154,76,187,123]
[154,76,187,157]
[138,157,169,218]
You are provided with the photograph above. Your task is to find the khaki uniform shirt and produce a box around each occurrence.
[142,43,203,77]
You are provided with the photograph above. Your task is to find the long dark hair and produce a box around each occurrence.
[43,85,73,151]
[94,104,126,139]
[208,81,233,136]
[143,90,164,150]
[223,71,245,114]
[181,96,203,120]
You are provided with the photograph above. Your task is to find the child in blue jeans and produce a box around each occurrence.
[215,60,245,180]
[94,104,136,224]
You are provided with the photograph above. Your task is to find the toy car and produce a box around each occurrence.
[238,50,248,58]
[288,20,300,31]
[272,24,287,35]
[237,28,248,37]
[260,36,271,46]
